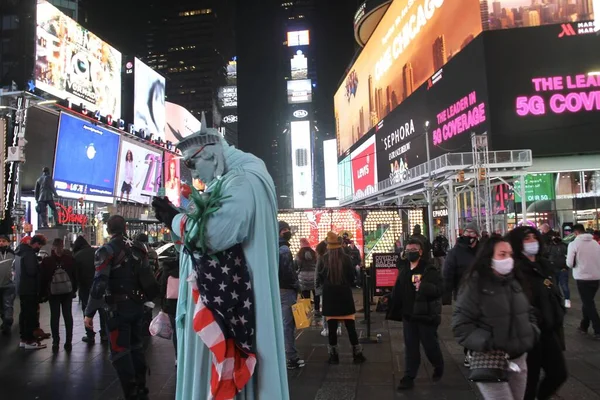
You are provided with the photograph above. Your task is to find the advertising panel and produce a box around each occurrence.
[35,0,122,118]
[218,86,237,108]
[287,30,310,46]
[165,101,202,143]
[338,155,353,201]
[164,152,181,207]
[486,25,600,155]
[351,135,377,199]
[53,113,120,203]
[116,139,162,205]
[513,173,555,203]
[291,50,308,80]
[373,253,400,294]
[134,58,166,140]
[334,0,483,156]
[323,139,339,199]
[375,34,489,187]
[484,0,594,31]
[291,120,313,208]
[287,79,312,104]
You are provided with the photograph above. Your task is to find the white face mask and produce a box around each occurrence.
[491,257,514,275]
[523,242,540,257]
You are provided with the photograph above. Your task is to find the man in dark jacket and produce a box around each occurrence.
[35,167,59,228]
[278,220,304,370]
[0,234,15,334]
[442,222,480,305]
[15,234,47,349]
[136,233,159,273]
[387,238,444,390]
[410,225,431,259]
[73,236,107,344]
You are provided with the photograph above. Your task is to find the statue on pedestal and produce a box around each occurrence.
[35,167,59,228]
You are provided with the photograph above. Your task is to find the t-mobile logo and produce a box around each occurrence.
[558,24,576,38]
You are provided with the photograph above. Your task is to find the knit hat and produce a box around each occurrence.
[300,238,311,248]
[464,222,480,236]
[278,221,290,234]
[326,231,342,250]
[0,234,10,242]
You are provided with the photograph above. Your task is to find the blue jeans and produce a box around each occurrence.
[557,270,570,300]
[280,289,298,361]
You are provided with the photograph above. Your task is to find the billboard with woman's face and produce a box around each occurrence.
[164,152,181,207]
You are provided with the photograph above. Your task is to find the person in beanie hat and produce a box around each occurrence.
[278,221,304,369]
[299,238,311,248]
[317,232,366,364]
[409,224,432,260]
[442,221,480,367]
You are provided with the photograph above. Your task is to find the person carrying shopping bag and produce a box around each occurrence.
[296,238,320,316]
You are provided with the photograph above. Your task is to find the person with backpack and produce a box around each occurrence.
[84,215,158,400]
[40,238,77,353]
[432,234,449,269]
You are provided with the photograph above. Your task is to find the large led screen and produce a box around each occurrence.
[218,86,237,108]
[287,30,310,46]
[485,25,600,156]
[291,121,313,208]
[323,139,339,199]
[164,152,181,207]
[334,0,483,156]
[291,51,308,80]
[35,0,122,118]
[338,155,353,202]
[287,79,312,104]
[134,58,166,140]
[165,102,201,143]
[351,135,377,200]
[53,113,120,203]
[116,139,162,204]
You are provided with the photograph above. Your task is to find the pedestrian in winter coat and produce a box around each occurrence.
[443,222,480,305]
[296,239,319,311]
[317,231,366,365]
[452,236,538,400]
[508,226,568,400]
[0,234,15,334]
[548,233,570,308]
[40,238,77,352]
[160,253,180,364]
[410,224,431,259]
[387,238,444,390]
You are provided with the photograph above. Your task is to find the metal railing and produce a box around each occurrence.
[341,149,533,205]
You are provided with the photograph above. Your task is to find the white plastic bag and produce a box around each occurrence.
[149,311,173,340]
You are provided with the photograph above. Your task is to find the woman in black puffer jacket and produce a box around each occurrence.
[508,226,567,400]
[295,239,319,314]
[452,236,539,400]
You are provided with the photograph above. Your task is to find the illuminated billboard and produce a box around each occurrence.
[218,86,237,108]
[287,30,310,46]
[165,101,201,143]
[334,0,483,156]
[291,50,308,79]
[350,135,377,200]
[116,138,162,205]
[290,120,313,208]
[35,0,122,118]
[134,58,166,140]
[323,139,338,200]
[287,79,312,104]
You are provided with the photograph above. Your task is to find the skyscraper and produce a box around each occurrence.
[523,9,541,26]
[480,0,491,30]
[432,35,447,71]
[402,63,414,100]
[577,0,594,19]
[492,1,502,16]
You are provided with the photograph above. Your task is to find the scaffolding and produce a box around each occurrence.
[471,133,492,234]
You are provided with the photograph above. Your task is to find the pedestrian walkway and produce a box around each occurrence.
[1,285,599,399]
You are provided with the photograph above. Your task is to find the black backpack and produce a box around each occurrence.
[109,239,160,301]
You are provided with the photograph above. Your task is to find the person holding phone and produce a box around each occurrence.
[386,238,444,390]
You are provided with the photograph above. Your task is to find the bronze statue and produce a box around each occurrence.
[34,167,59,228]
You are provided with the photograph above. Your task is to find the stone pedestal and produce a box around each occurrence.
[35,226,69,254]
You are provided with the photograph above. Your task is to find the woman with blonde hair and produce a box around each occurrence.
[316,232,366,364]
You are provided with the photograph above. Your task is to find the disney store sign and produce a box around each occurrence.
[57,203,89,228]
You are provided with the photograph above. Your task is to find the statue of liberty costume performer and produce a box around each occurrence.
[152,116,289,400]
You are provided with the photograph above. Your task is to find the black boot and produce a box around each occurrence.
[353,344,366,364]
[328,345,339,365]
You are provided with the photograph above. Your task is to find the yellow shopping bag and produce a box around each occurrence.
[297,297,312,312]
[292,302,312,329]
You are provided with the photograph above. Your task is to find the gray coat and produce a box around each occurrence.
[452,273,539,358]
[35,173,58,202]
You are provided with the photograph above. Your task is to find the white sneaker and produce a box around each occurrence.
[23,341,47,350]
[19,341,25,348]
[337,326,342,336]
[565,299,571,308]
[320,328,328,337]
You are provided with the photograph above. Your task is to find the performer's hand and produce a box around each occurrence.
[84,317,93,330]
[152,196,179,227]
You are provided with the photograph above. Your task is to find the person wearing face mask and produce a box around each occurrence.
[452,236,538,400]
[443,222,481,306]
[387,239,444,390]
[508,226,567,400]
[0,234,16,334]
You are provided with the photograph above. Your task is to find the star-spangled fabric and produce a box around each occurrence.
[186,243,256,399]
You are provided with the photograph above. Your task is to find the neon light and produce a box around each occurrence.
[57,203,88,228]
[432,91,487,146]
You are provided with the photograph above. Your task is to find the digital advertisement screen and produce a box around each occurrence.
[483,0,594,31]
[287,30,310,46]
[291,121,313,208]
[513,173,555,203]
[485,25,600,156]
[116,139,162,204]
[134,58,166,140]
[218,86,237,108]
[53,113,120,203]
[323,139,339,199]
[21,107,59,193]
[291,50,308,80]
[164,152,181,207]
[334,0,483,157]
[35,0,122,118]
[338,155,353,202]
[165,101,201,143]
[287,79,313,104]
[350,135,377,200]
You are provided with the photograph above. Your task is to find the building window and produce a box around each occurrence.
[178,9,212,17]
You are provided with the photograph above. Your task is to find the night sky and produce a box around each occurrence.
[81,0,359,163]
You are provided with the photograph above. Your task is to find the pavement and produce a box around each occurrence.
[1,282,600,400]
